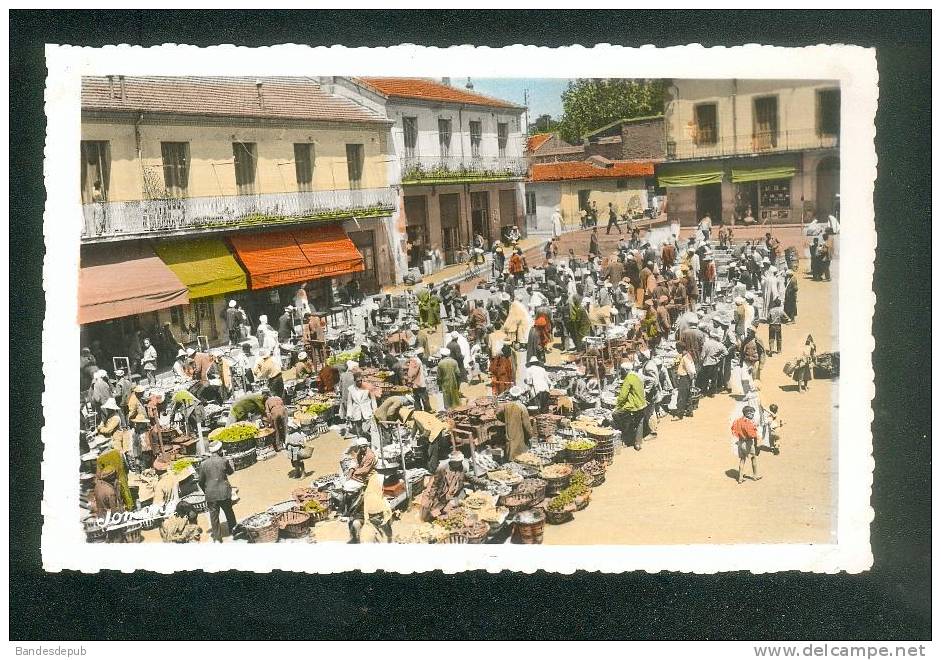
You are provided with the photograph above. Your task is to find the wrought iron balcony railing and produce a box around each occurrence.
[666,129,839,161]
[81,187,398,241]
[400,154,527,184]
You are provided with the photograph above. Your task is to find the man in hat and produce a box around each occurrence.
[225,300,242,345]
[303,311,327,368]
[160,500,203,544]
[126,383,148,423]
[168,386,206,436]
[140,338,158,386]
[86,368,112,419]
[198,442,237,542]
[402,349,430,411]
[496,386,535,460]
[172,349,190,380]
[678,317,705,367]
[614,360,648,451]
[285,431,309,480]
[445,331,467,382]
[96,398,126,440]
[191,348,215,387]
[732,405,762,484]
[589,226,600,258]
[699,329,727,397]
[94,467,124,542]
[263,390,288,452]
[253,348,284,398]
[419,450,467,522]
[435,347,462,410]
[339,436,377,518]
[111,369,132,412]
[702,252,717,304]
[525,356,551,412]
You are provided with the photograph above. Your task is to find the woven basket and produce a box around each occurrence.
[230,449,257,471]
[541,465,573,497]
[443,532,469,544]
[277,509,312,539]
[292,487,320,504]
[255,428,275,448]
[515,478,547,504]
[464,521,490,544]
[513,508,545,544]
[242,513,279,543]
[501,491,534,516]
[181,493,207,513]
[533,414,562,438]
[565,445,595,466]
[545,506,575,525]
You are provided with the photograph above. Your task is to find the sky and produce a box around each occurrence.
[466,78,571,120]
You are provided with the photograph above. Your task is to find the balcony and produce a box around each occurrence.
[81,187,398,241]
[400,154,527,185]
[665,129,839,161]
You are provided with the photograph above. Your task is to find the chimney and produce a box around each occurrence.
[441,77,451,87]
[465,77,474,90]
[107,75,115,100]
[118,75,126,102]
[256,79,265,109]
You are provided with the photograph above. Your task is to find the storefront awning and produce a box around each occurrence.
[79,242,189,324]
[657,170,724,188]
[731,166,797,183]
[229,225,365,290]
[153,238,248,300]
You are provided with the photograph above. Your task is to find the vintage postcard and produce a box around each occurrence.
[42,43,876,573]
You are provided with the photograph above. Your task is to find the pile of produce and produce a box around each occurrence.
[302,401,333,417]
[546,490,575,513]
[462,491,496,511]
[301,500,327,515]
[326,348,362,367]
[516,451,550,468]
[567,471,590,496]
[565,438,597,452]
[432,508,468,532]
[394,523,449,544]
[541,463,573,480]
[486,469,523,486]
[213,423,259,443]
[169,457,196,474]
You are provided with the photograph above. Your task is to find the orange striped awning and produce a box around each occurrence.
[229,225,365,290]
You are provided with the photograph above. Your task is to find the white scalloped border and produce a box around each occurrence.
[41,43,876,573]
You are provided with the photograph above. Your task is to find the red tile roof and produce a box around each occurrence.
[358,77,523,109]
[530,160,655,182]
[526,133,553,153]
[82,76,388,123]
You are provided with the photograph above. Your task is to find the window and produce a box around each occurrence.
[817,89,840,136]
[402,116,418,158]
[160,142,189,198]
[80,140,110,203]
[469,120,482,158]
[293,143,314,192]
[232,142,257,195]
[497,122,509,159]
[694,103,718,145]
[525,191,536,216]
[438,118,452,160]
[346,143,364,189]
[753,96,779,150]
[616,179,629,189]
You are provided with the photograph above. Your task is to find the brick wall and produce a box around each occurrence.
[620,118,665,160]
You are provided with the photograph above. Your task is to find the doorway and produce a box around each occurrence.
[347,230,378,294]
[470,191,491,244]
[695,183,723,224]
[403,195,428,269]
[439,193,461,265]
[816,157,840,219]
[499,189,519,241]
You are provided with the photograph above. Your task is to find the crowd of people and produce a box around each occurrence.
[80,218,833,543]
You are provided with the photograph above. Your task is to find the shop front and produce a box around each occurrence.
[730,165,798,225]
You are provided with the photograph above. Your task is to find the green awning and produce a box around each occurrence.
[153,238,248,300]
[731,166,796,183]
[657,170,724,188]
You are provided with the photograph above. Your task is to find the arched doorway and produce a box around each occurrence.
[816,157,840,219]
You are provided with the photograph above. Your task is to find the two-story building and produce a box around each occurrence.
[79,75,399,366]
[658,79,840,226]
[339,77,528,270]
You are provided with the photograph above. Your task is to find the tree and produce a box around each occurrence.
[558,79,666,144]
[529,114,561,135]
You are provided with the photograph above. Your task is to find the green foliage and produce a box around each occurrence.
[170,457,196,474]
[303,402,332,416]
[326,348,362,367]
[529,114,561,135]
[558,79,667,144]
